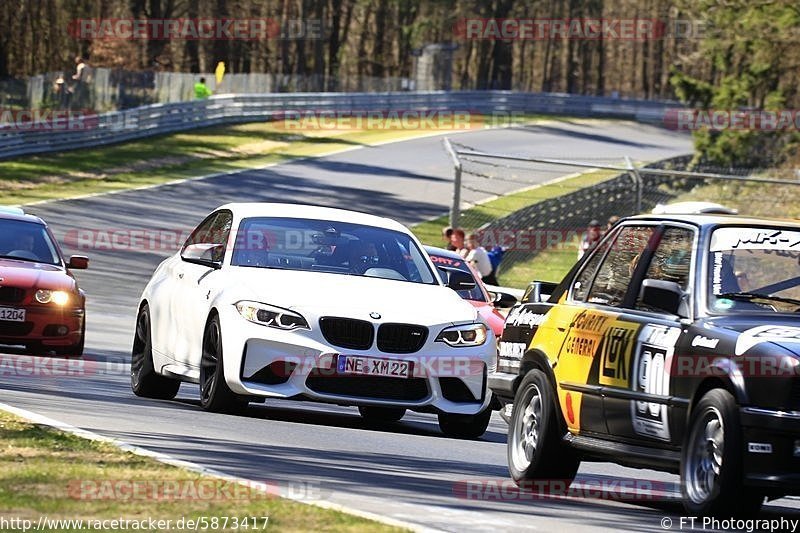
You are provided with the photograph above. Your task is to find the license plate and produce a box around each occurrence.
[0,307,25,322]
[337,355,412,378]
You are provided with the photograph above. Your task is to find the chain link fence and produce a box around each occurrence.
[442,139,800,288]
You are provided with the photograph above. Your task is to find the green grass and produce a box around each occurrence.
[662,178,800,219]
[411,169,619,288]
[0,114,564,206]
[0,410,406,532]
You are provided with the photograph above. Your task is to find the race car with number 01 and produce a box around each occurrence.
[489,214,800,516]
[131,203,496,438]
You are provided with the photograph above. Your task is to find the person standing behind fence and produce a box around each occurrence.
[450,228,467,258]
[71,56,89,109]
[578,220,603,260]
[441,226,457,251]
[194,77,212,99]
[465,233,498,285]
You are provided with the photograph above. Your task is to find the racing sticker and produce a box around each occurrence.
[735,325,800,356]
[598,321,639,388]
[630,325,681,441]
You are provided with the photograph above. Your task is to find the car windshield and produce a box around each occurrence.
[231,217,437,285]
[428,253,488,302]
[708,226,800,313]
[0,219,61,265]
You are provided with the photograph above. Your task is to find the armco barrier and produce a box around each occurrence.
[0,91,681,160]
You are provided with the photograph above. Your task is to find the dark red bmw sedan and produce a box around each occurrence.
[0,207,88,356]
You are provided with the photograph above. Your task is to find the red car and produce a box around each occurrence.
[0,207,88,356]
[425,246,516,337]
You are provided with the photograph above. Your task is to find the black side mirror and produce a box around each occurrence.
[491,291,518,308]
[640,279,684,315]
[438,267,476,290]
[181,243,224,269]
[67,255,89,269]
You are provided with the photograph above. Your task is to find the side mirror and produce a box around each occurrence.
[181,243,224,269]
[640,279,684,315]
[491,291,518,308]
[67,255,89,269]
[438,267,476,291]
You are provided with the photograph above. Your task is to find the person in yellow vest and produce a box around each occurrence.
[194,77,212,99]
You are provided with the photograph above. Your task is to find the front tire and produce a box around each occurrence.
[681,388,763,517]
[438,406,492,439]
[199,314,248,414]
[358,406,406,423]
[508,369,579,485]
[131,305,180,400]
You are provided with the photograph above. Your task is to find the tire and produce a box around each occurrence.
[438,406,492,439]
[199,314,249,414]
[681,388,764,517]
[358,405,406,423]
[130,305,180,400]
[507,369,579,485]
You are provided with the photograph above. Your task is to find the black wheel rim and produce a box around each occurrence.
[131,310,149,384]
[200,322,220,404]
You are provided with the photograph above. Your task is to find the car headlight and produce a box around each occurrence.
[436,323,487,347]
[235,301,310,330]
[35,289,69,305]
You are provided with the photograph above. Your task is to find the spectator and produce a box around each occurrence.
[442,226,456,251]
[607,215,621,231]
[450,228,466,257]
[53,74,71,110]
[71,56,90,108]
[194,77,213,99]
[465,233,498,285]
[578,220,603,260]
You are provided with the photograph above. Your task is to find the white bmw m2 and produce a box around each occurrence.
[131,203,496,438]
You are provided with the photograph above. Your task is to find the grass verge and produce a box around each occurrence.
[0,115,561,206]
[411,169,619,288]
[0,410,406,532]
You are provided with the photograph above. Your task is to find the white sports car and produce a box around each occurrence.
[131,203,496,438]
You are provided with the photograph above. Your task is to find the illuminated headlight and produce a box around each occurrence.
[235,301,309,330]
[436,323,487,347]
[35,289,69,305]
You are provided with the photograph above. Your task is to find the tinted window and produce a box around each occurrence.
[572,236,613,302]
[586,226,654,307]
[635,227,694,311]
[428,253,487,302]
[231,217,436,285]
[0,219,60,265]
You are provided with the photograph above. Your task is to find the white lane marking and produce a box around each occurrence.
[0,401,440,533]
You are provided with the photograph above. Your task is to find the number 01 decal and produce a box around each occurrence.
[630,325,681,441]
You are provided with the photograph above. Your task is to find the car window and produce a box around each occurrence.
[585,226,654,307]
[428,253,487,301]
[572,236,613,302]
[0,219,61,265]
[635,227,694,311]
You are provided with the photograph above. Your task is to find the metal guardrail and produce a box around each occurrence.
[0,91,681,160]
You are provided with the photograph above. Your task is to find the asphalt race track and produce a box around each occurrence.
[1,120,797,531]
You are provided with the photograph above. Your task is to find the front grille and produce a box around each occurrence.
[377,323,428,354]
[0,321,34,337]
[439,377,479,402]
[306,375,429,401]
[0,287,25,304]
[319,317,374,350]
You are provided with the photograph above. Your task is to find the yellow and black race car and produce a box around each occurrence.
[489,214,800,516]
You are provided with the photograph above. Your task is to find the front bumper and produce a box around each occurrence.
[0,306,84,346]
[218,305,494,415]
[740,406,800,494]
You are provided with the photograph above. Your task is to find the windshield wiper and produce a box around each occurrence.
[716,292,800,307]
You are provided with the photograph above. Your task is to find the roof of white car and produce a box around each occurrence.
[218,203,411,233]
